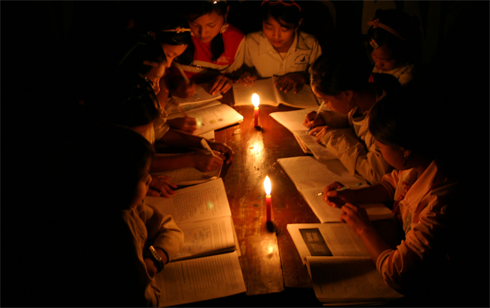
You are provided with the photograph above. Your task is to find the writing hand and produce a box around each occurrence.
[323,181,357,207]
[174,79,197,98]
[209,75,233,95]
[144,257,157,278]
[208,141,234,164]
[167,116,197,134]
[193,150,224,172]
[147,175,177,198]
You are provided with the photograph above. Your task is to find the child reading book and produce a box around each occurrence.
[303,52,392,184]
[320,92,456,299]
[366,9,421,92]
[169,0,245,98]
[237,0,322,94]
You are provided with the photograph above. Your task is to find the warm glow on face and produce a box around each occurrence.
[252,93,260,107]
[264,176,271,195]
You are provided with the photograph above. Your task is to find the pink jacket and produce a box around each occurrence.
[376,160,456,291]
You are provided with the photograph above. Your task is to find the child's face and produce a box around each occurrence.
[375,139,407,170]
[371,45,401,72]
[143,63,166,95]
[188,10,225,43]
[162,43,188,68]
[130,162,152,209]
[262,16,298,53]
[312,86,352,115]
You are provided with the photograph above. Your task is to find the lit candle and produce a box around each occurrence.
[264,176,272,222]
[252,93,259,127]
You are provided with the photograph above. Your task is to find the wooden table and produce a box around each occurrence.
[179,90,402,306]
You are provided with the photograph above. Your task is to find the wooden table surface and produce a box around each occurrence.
[179,90,402,306]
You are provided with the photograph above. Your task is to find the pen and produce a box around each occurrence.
[317,183,363,196]
[200,139,219,158]
[308,101,325,133]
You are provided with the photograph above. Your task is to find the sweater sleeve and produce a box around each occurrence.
[140,202,185,262]
[319,127,392,184]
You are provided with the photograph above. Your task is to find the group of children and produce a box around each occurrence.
[50,0,462,306]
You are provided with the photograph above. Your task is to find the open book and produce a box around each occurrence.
[233,77,320,108]
[278,156,393,222]
[145,178,246,306]
[168,102,243,136]
[270,108,336,161]
[170,84,223,108]
[288,223,403,305]
[151,154,222,186]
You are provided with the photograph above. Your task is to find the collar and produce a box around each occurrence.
[402,160,444,207]
[257,30,308,56]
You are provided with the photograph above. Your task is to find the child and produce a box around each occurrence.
[169,0,245,98]
[303,52,392,185]
[102,72,234,197]
[237,0,322,94]
[320,92,456,299]
[87,125,184,307]
[366,9,421,91]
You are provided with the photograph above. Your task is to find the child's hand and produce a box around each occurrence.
[147,175,177,198]
[314,126,333,142]
[209,141,234,164]
[303,111,326,128]
[209,75,233,95]
[236,72,257,86]
[274,72,305,94]
[174,79,197,98]
[193,150,224,172]
[340,203,373,237]
[323,181,356,207]
[167,116,197,134]
[144,257,158,278]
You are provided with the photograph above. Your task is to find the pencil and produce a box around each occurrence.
[200,139,219,158]
[308,101,325,133]
[317,182,363,196]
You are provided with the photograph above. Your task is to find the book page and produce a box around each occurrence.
[278,156,360,191]
[306,256,403,304]
[273,76,320,108]
[278,157,392,222]
[156,251,246,307]
[190,104,243,135]
[173,216,236,261]
[287,223,369,265]
[232,78,279,106]
[166,99,221,119]
[152,163,221,186]
[270,108,336,160]
[170,84,223,106]
[145,178,231,224]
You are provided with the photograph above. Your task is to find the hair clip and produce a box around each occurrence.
[161,26,192,34]
[261,0,301,12]
[369,38,380,49]
[367,18,407,41]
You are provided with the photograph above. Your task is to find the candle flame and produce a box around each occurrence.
[252,93,260,107]
[264,176,271,195]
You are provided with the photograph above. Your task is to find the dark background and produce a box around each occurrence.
[2,1,489,306]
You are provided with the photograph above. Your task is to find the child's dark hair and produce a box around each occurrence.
[367,9,421,65]
[182,0,228,62]
[260,0,302,29]
[76,124,155,210]
[118,34,167,76]
[86,76,160,128]
[368,89,435,158]
[310,51,372,96]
